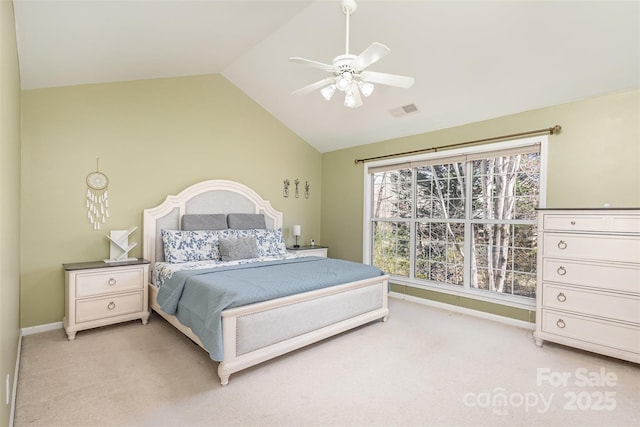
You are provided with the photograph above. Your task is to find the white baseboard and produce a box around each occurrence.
[8,334,21,427]
[389,291,535,331]
[20,321,63,336]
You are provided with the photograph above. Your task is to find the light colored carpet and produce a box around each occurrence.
[14,298,640,427]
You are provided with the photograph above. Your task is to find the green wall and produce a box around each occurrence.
[20,74,322,328]
[17,63,640,330]
[0,0,21,424]
[321,89,640,320]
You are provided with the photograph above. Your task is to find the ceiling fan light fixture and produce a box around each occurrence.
[358,80,374,97]
[336,72,352,91]
[320,84,336,101]
[344,90,357,108]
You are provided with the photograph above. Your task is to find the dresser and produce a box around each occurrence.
[534,209,640,363]
[63,259,150,340]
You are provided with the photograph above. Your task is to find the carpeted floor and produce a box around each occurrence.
[14,298,640,426]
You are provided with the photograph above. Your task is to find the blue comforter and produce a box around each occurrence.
[156,257,384,361]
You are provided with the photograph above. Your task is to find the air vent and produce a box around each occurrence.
[389,103,420,118]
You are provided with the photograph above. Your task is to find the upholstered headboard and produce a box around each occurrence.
[142,180,283,273]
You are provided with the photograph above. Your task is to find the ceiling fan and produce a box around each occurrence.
[289,0,414,108]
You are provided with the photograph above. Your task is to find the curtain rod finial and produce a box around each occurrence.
[551,125,562,134]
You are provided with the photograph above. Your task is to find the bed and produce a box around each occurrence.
[143,179,389,385]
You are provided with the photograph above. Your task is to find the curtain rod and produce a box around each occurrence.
[354,125,562,164]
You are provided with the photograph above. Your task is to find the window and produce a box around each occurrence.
[365,138,546,306]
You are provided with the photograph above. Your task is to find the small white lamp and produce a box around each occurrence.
[292,225,301,248]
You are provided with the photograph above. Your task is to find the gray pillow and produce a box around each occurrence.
[219,237,259,261]
[182,214,227,231]
[227,213,266,230]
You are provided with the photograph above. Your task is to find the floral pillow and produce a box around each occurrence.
[161,229,234,263]
[231,228,288,257]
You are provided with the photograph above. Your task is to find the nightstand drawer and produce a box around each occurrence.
[76,267,144,298]
[76,292,143,323]
[287,246,328,257]
[293,248,327,257]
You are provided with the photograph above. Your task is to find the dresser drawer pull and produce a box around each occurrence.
[107,301,116,311]
[556,319,566,329]
[570,220,576,225]
[557,266,567,276]
[107,278,117,286]
[557,240,567,250]
[556,292,567,302]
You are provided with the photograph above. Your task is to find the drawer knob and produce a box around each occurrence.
[107,301,116,311]
[557,266,567,276]
[557,240,567,250]
[556,319,566,329]
[557,292,567,302]
[570,220,576,225]
[108,278,117,286]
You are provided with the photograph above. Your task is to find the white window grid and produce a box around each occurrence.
[363,137,548,309]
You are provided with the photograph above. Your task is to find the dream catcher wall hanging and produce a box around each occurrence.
[86,158,109,230]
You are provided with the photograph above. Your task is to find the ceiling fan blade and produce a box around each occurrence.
[291,77,336,96]
[351,42,390,71]
[346,81,363,108]
[360,70,415,88]
[288,57,335,72]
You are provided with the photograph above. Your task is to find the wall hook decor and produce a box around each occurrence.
[294,178,300,198]
[305,181,310,199]
[283,178,290,198]
[86,158,110,230]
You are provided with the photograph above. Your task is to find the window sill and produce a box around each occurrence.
[389,276,537,311]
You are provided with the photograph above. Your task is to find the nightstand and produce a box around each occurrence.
[287,245,328,257]
[62,259,150,340]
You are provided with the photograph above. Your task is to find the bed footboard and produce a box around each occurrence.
[218,275,389,385]
[149,275,389,386]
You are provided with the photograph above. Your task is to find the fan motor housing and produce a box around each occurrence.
[333,54,357,74]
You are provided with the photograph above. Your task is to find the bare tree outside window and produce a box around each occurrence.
[370,146,540,300]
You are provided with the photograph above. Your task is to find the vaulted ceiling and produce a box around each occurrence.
[13,0,640,153]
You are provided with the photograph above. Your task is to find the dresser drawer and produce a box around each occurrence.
[541,309,640,354]
[76,267,144,298]
[542,259,640,294]
[542,284,640,324]
[76,292,143,323]
[543,214,640,233]
[543,233,640,263]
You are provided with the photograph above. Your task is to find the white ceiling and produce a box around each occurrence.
[13,0,640,153]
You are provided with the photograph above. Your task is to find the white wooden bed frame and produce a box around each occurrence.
[143,180,389,385]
